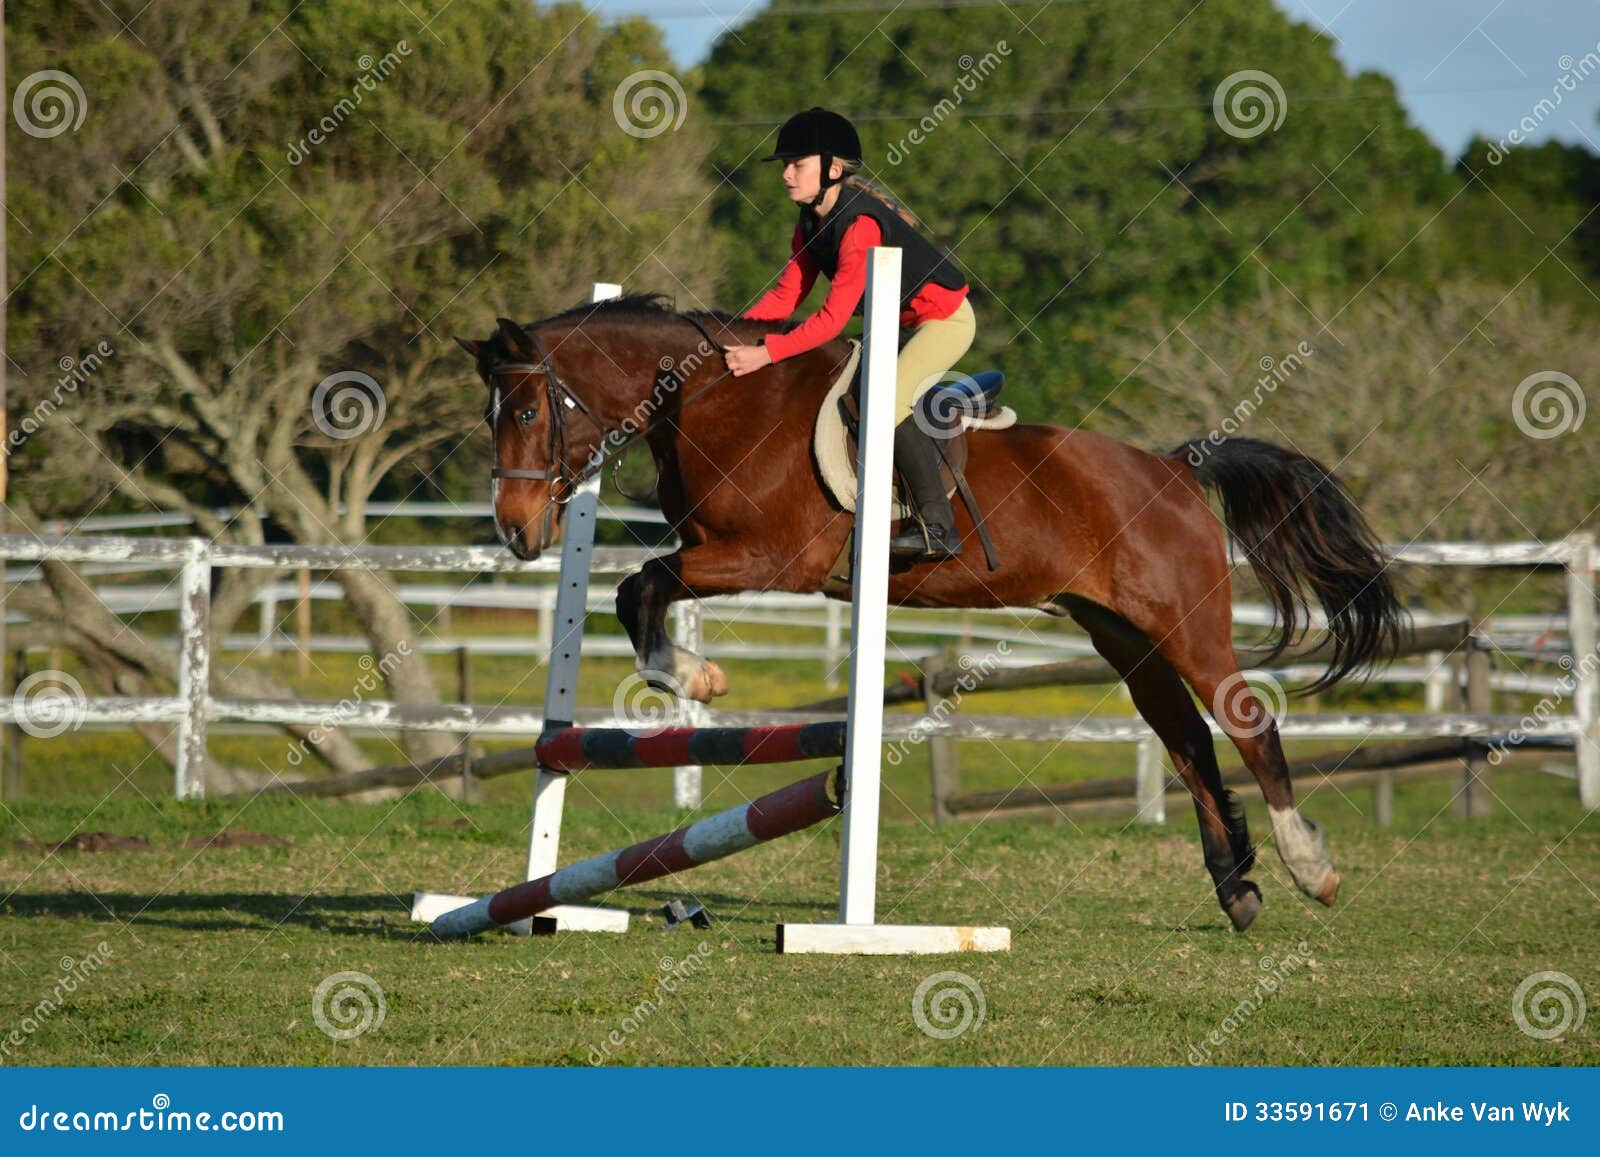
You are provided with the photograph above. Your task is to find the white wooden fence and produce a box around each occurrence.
[0,530,1594,812]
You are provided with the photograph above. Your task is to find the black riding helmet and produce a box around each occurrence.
[761,107,862,209]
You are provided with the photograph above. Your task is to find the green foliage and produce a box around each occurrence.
[6,0,725,520]
[698,0,1596,427]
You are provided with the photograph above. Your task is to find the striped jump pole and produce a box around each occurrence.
[432,767,843,937]
[534,721,846,772]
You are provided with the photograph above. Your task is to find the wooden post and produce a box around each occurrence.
[296,567,312,680]
[1458,627,1492,819]
[1135,734,1166,823]
[1373,766,1394,827]
[175,545,212,799]
[925,651,959,825]
[258,581,277,654]
[456,644,476,802]
[4,648,24,800]
[1423,649,1450,712]
[1566,530,1598,810]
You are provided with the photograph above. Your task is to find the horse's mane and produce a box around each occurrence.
[531,293,783,339]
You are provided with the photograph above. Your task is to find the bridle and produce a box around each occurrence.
[486,313,733,550]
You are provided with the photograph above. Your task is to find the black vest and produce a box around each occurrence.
[798,185,967,312]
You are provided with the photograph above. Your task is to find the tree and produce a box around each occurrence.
[6,0,722,785]
[699,0,1450,419]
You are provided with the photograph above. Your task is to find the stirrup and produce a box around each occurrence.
[889,520,961,561]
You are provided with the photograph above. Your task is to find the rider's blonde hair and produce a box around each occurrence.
[836,159,921,229]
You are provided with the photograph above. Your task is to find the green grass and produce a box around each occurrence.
[1,768,1595,1067]
[3,602,1594,1066]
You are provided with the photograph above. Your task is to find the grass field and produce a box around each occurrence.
[2,596,1595,1066]
[2,763,1595,1067]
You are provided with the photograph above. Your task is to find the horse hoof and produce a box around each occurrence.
[702,660,729,698]
[1224,887,1262,932]
[1315,870,1340,907]
[684,661,729,703]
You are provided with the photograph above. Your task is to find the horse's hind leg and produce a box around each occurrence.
[615,556,729,703]
[1143,590,1340,907]
[1065,600,1263,932]
[1171,644,1339,907]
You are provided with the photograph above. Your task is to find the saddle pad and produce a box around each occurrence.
[813,339,1017,514]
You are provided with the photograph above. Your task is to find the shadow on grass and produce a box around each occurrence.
[5,891,417,936]
[2,887,837,936]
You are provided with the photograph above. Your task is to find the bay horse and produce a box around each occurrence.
[456,294,1404,933]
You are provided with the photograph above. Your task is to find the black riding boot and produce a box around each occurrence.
[887,418,962,561]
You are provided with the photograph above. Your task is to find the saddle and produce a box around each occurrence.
[813,340,1015,589]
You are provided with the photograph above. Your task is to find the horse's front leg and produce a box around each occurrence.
[615,555,729,703]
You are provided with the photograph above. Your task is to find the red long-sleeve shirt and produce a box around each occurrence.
[743,217,968,363]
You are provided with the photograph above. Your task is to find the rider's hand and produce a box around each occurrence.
[725,344,773,377]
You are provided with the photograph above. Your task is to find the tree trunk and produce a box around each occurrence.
[332,566,456,765]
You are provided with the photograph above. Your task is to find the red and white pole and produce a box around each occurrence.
[432,767,843,937]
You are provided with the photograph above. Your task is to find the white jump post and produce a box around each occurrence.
[775,247,1008,954]
[417,259,1008,954]
[669,599,705,808]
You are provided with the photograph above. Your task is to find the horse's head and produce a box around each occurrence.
[455,316,584,561]
[459,295,732,559]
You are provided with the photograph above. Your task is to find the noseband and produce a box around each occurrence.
[488,327,608,494]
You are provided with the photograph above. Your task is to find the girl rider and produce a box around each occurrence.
[723,107,975,562]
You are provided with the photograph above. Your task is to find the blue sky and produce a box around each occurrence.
[589,0,1600,159]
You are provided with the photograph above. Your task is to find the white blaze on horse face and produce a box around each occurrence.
[490,384,508,546]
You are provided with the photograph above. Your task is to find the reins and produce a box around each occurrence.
[486,314,741,538]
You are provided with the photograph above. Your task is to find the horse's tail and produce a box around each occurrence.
[1172,436,1405,694]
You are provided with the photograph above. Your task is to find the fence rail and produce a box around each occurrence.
[1,530,1596,811]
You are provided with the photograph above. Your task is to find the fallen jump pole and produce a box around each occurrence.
[534,721,846,772]
[431,767,843,937]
